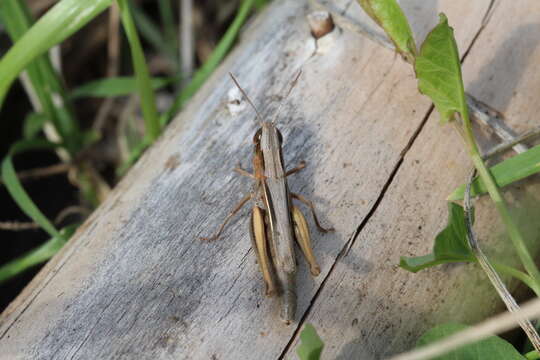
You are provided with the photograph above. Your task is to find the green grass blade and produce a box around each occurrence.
[157,0,178,55]
[414,14,466,124]
[448,144,540,200]
[0,0,81,154]
[131,2,178,65]
[296,323,324,360]
[162,0,257,124]
[357,0,416,63]
[70,76,173,99]
[23,112,48,139]
[0,224,77,284]
[118,0,161,142]
[0,0,113,109]
[1,139,62,238]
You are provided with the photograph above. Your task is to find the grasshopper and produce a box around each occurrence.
[201,71,333,324]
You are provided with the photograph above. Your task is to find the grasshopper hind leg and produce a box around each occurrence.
[249,206,277,297]
[291,205,321,276]
[291,193,334,233]
[200,194,251,241]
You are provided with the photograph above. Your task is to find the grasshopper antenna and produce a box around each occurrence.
[229,72,264,124]
[271,69,302,124]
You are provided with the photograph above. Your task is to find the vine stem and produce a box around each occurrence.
[464,169,540,352]
[460,106,540,286]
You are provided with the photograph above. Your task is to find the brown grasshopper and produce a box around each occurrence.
[201,71,333,324]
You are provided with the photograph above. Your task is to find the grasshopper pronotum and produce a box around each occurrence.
[201,71,333,324]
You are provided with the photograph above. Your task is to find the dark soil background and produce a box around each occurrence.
[0,0,241,312]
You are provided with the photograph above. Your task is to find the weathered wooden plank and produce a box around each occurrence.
[0,0,523,359]
[283,1,540,359]
[462,1,540,133]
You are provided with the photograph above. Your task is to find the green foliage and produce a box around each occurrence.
[400,202,475,272]
[157,0,178,54]
[70,76,173,99]
[23,113,48,139]
[254,0,270,10]
[417,323,525,359]
[415,14,467,124]
[0,0,81,154]
[525,350,540,360]
[0,224,77,284]
[358,0,416,64]
[448,144,540,200]
[162,0,259,124]
[357,0,416,63]
[0,0,113,108]
[1,139,63,239]
[413,12,540,285]
[118,0,161,142]
[0,0,265,287]
[360,0,540,289]
[400,201,538,293]
[131,3,178,66]
[296,323,324,360]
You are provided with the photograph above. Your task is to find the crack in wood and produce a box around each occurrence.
[1,1,527,358]
[278,1,503,356]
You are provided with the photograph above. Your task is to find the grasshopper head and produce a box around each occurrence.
[253,122,283,146]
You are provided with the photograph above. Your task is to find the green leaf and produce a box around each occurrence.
[296,323,324,360]
[0,224,77,284]
[118,0,161,141]
[448,144,540,200]
[400,202,475,272]
[417,323,525,359]
[23,112,47,139]
[357,0,416,63]
[70,76,173,99]
[0,0,113,109]
[1,139,63,238]
[415,14,466,124]
[0,0,81,154]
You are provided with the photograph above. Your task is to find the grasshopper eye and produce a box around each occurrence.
[253,128,262,144]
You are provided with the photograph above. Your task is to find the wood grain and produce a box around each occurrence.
[2,0,538,359]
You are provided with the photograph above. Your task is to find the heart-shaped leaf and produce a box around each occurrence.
[400,202,475,272]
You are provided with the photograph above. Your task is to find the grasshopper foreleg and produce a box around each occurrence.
[285,160,306,177]
[233,163,255,179]
[235,160,305,178]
